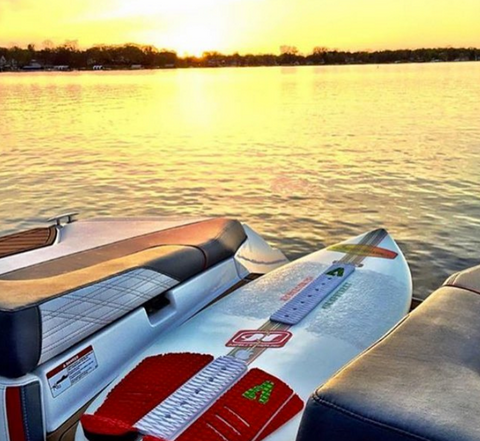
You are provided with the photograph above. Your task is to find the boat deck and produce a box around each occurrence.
[0,227,57,259]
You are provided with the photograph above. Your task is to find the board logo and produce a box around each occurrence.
[226,330,293,348]
[326,267,346,277]
[281,276,314,301]
[327,244,398,259]
[243,380,275,404]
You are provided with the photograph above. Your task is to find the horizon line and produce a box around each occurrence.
[2,41,480,57]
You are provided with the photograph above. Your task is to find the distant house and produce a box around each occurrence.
[8,59,19,70]
[131,64,142,70]
[53,65,70,71]
[23,59,43,70]
[92,65,103,70]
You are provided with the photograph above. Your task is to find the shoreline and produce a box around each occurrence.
[1,58,479,74]
[2,45,478,72]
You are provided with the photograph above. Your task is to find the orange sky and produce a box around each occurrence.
[1,0,479,55]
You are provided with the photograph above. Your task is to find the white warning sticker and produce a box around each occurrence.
[46,345,98,398]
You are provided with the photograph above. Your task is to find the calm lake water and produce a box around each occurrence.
[1,63,480,300]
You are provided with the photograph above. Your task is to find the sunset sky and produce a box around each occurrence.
[1,0,479,56]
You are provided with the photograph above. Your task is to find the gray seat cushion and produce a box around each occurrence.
[444,263,480,295]
[0,218,247,378]
[297,286,480,441]
[1,218,246,287]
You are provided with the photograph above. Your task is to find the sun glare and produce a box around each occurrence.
[160,25,223,57]
[109,0,242,19]
[118,0,234,56]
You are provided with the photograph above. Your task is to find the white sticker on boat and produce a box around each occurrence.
[46,345,98,398]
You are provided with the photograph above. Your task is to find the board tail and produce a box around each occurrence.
[81,353,214,439]
[174,368,303,441]
[81,353,303,441]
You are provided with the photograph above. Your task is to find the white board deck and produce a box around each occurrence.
[76,229,412,441]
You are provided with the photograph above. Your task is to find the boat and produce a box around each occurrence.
[0,213,288,441]
[22,60,43,71]
[6,214,469,441]
[74,226,413,441]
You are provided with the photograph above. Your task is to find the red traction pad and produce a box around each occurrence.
[81,353,303,441]
[174,368,304,441]
[81,353,213,440]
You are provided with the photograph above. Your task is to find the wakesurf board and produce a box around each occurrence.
[77,228,412,441]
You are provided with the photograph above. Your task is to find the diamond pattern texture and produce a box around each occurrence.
[135,356,247,440]
[39,269,178,363]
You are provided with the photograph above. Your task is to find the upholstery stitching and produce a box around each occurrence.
[40,283,168,354]
[44,285,139,318]
[1,264,179,313]
[1,219,241,312]
[41,285,166,348]
[42,271,164,323]
[40,270,175,336]
[39,270,177,358]
[39,271,163,320]
[443,283,480,297]
[42,287,155,334]
[41,281,168,332]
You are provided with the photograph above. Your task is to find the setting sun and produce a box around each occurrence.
[161,25,225,57]
[1,0,479,53]
[127,0,239,56]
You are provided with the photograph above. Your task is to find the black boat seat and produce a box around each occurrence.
[297,265,480,441]
[1,217,246,285]
[0,218,247,378]
[0,246,203,311]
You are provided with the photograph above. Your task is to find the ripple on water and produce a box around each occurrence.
[1,64,480,300]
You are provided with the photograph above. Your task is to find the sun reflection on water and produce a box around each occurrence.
[1,63,480,300]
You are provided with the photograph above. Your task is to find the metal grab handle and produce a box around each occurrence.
[47,212,79,227]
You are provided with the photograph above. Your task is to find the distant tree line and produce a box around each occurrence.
[0,41,177,70]
[0,42,479,71]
